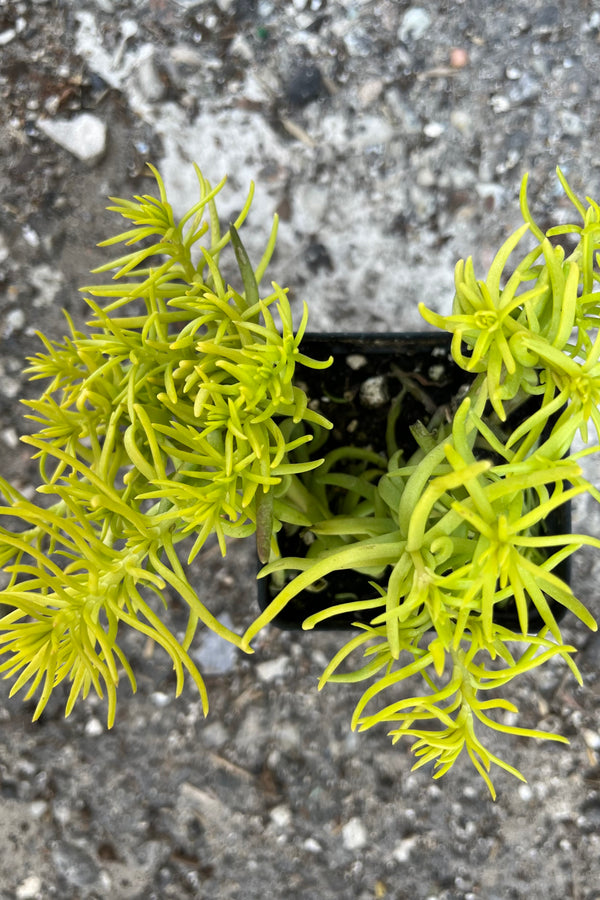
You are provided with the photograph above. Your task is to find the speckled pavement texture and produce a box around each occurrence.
[1,2,600,898]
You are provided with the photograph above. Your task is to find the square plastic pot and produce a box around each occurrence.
[257,332,570,631]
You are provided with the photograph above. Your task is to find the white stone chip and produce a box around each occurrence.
[84,717,103,736]
[393,835,417,863]
[342,817,368,850]
[1,427,19,449]
[150,691,171,708]
[29,264,65,307]
[518,783,533,802]
[303,837,322,853]
[582,728,600,750]
[29,801,48,819]
[359,375,388,407]
[398,8,432,42]
[269,805,292,829]
[424,121,445,138]
[16,876,42,900]
[256,655,289,682]
[37,113,107,166]
[0,29,17,46]
[2,308,26,337]
[346,354,368,370]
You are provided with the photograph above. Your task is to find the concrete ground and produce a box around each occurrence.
[1,2,600,898]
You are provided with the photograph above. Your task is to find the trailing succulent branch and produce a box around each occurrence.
[0,165,599,799]
[0,165,332,727]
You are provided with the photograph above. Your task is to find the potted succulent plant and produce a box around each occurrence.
[0,164,598,799]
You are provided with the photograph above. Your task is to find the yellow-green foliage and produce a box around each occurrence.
[1,165,599,799]
[0,166,331,727]
[252,168,600,798]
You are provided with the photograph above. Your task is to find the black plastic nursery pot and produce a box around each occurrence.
[256,332,570,632]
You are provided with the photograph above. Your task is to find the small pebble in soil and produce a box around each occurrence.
[359,375,388,407]
[346,354,368,370]
[428,363,446,382]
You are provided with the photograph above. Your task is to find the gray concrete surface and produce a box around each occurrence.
[1,1,600,898]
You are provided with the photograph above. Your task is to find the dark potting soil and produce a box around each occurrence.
[294,333,469,460]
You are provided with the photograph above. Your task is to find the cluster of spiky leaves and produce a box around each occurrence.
[0,165,332,726]
[1,165,599,799]
[249,169,600,798]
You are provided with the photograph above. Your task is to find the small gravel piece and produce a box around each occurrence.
[37,113,107,165]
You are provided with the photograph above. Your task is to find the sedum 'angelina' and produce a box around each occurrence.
[0,165,331,726]
[1,164,599,799]
[245,168,600,798]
